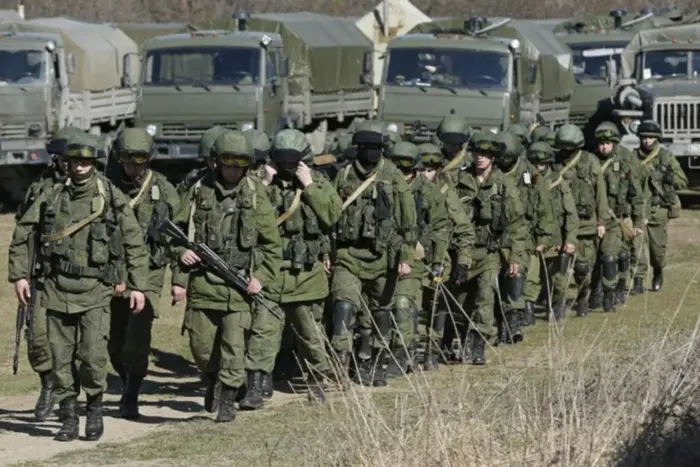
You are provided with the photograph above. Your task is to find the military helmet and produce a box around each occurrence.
[497,132,522,166]
[436,116,470,146]
[270,129,313,170]
[470,131,503,156]
[212,130,253,168]
[391,141,420,170]
[594,121,621,143]
[64,133,105,159]
[386,131,402,150]
[244,129,271,165]
[527,141,554,164]
[507,124,530,146]
[116,128,154,164]
[417,142,443,168]
[637,120,662,138]
[353,120,390,147]
[199,125,226,159]
[46,126,84,156]
[555,124,585,151]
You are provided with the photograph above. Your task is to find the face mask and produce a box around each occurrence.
[357,146,382,165]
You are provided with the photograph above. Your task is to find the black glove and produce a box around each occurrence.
[451,264,469,285]
[663,170,674,185]
[429,263,444,280]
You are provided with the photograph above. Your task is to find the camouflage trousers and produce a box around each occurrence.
[47,307,110,403]
[392,262,425,349]
[573,235,599,291]
[108,292,158,379]
[634,221,669,280]
[27,305,52,374]
[246,301,285,374]
[592,225,623,291]
[543,251,572,309]
[281,300,330,373]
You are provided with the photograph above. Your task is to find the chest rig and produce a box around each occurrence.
[458,174,508,251]
[602,157,634,218]
[128,171,171,269]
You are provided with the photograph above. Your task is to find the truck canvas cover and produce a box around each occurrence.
[0,17,137,92]
[114,22,188,49]
[620,23,700,76]
[553,13,673,34]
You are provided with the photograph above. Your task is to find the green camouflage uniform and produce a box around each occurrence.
[171,130,283,421]
[176,126,225,198]
[9,132,149,441]
[244,129,271,179]
[445,133,527,365]
[435,116,472,187]
[497,132,554,339]
[589,122,643,312]
[265,129,341,401]
[551,124,610,317]
[630,121,687,294]
[527,142,579,322]
[506,124,531,150]
[107,128,180,419]
[330,121,416,386]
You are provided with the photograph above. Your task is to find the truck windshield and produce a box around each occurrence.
[385,47,509,91]
[143,46,261,85]
[0,49,45,84]
[568,41,626,80]
[640,49,700,80]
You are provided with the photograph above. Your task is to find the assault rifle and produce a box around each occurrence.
[13,231,39,375]
[159,219,282,320]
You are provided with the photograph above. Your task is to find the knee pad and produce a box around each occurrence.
[506,272,526,302]
[601,255,618,281]
[618,251,630,272]
[372,310,392,338]
[573,262,590,283]
[332,300,355,336]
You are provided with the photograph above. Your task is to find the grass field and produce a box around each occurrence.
[1,210,700,466]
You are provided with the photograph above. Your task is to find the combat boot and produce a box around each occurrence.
[652,267,663,292]
[603,288,615,313]
[588,282,603,309]
[629,277,645,295]
[238,371,264,411]
[85,393,104,441]
[34,371,55,422]
[469,331,486,366]
[350,357,374,386]
[261,372,273,400]
[215,385,237,422]
[54,397,79,442]
[385,346,412,378]
[523,301,535,327]
[122,374,143,420]
[501,311,523,344]
[203,372,221,413]
[576,288,590,317]
[615,278,627,305]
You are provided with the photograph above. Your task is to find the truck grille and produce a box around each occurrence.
[160,122,238,138]
[0,123,27,139]
[654,100,700,135]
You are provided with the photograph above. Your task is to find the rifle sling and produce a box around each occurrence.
[276,189,303,226]
[549,150,582,190]
[128,169,154,209]
[640,146,661,167]
[341,159,382,212]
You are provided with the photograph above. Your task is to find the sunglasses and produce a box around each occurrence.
[595,130,617,141]
[218,153,250,168]
[395,157,415,168]
[119,151,149,164]
[420,153,442,166]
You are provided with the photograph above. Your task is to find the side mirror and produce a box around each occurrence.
[122,52,139,87]
[363,51,372,75]
[65,53,76,75]
[527,63,537,84]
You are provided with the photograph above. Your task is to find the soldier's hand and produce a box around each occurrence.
[247,277,262,295]
[14,278,30,306]
[563,243,576,254]
[597,225,606,238]
[451,264,469,285]
[130,291,146,313]
[323,260,332,274]
[181,250,202,266]
[171,285,187,304]
[398,262,412,278]
[113,282,126,297]
[296,162,313,188]
[508,262,519,277]
[536,244,545,252]
[263,164,277,186]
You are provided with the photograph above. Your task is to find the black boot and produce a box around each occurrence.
[34,371,55,422]
[54,397,79,442]
[523,301,535,327]
[469,332,486,366]
[238,371,264,410]
[215,385,237,423]
[615,278,627,305]
[501,310,523,344]
[576,288,590,317]
[603,288,615,313]
[117,372,126,415]
[629,277,645,295]
[85,393,104,441]
[385,346,412,378]
[588,282,603,309]
[652,268,663,292]
[122,374,143,420]
[261,372,273,400]
[203,372,221,413]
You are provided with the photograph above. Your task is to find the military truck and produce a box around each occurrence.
[378,16,574,140]
[609,22,700,187]
[0,17,138,203]
[132,11,374,174]
[553,9,675,129]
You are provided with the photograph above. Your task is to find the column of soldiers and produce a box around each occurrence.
[8,115,686,441]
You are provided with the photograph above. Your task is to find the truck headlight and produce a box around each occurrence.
[629,120,641,134]
[241,122,254,132]
[386,123,399,133]
[146,124,157,136]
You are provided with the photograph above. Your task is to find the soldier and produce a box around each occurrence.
[531,126,556,147]
[15,126,84,422]
[496,132,554,337]
[244,129,271,177]
[415,143,474,370]
[329,120,416,386]
[171,130,283,422]
[551,124,610,318]
[589,122,643,312]
[9,132,149,441]
[435,116,471,185]
[506,124,531,150]
[446,132,527,364]
[526,142,579,321]
[176,126,225,197]
[107,128,180,419]
[629,121,687,294]
[261,129,341,400]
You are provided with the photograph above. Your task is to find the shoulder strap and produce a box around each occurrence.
[276,189,303,226]
[341,160,383,212]
[600,157,615,173]
[244,176,257,209]
[549,150,582,189]
[641,146,661,167]
[441,149,465,173]
[187,179,203,242]
[128,169,154,209]
[41,178,106,242]
[440,183,449,195]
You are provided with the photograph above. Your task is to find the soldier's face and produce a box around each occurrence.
[220,165,245,184]
[474,152,494,171]
[422,167,437,181]
[57,155,68,173]
[123,162,147,179]
[535,163,548,172]
[68,158,94,176]
[597,141,614,156]
[641,136,656,151]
